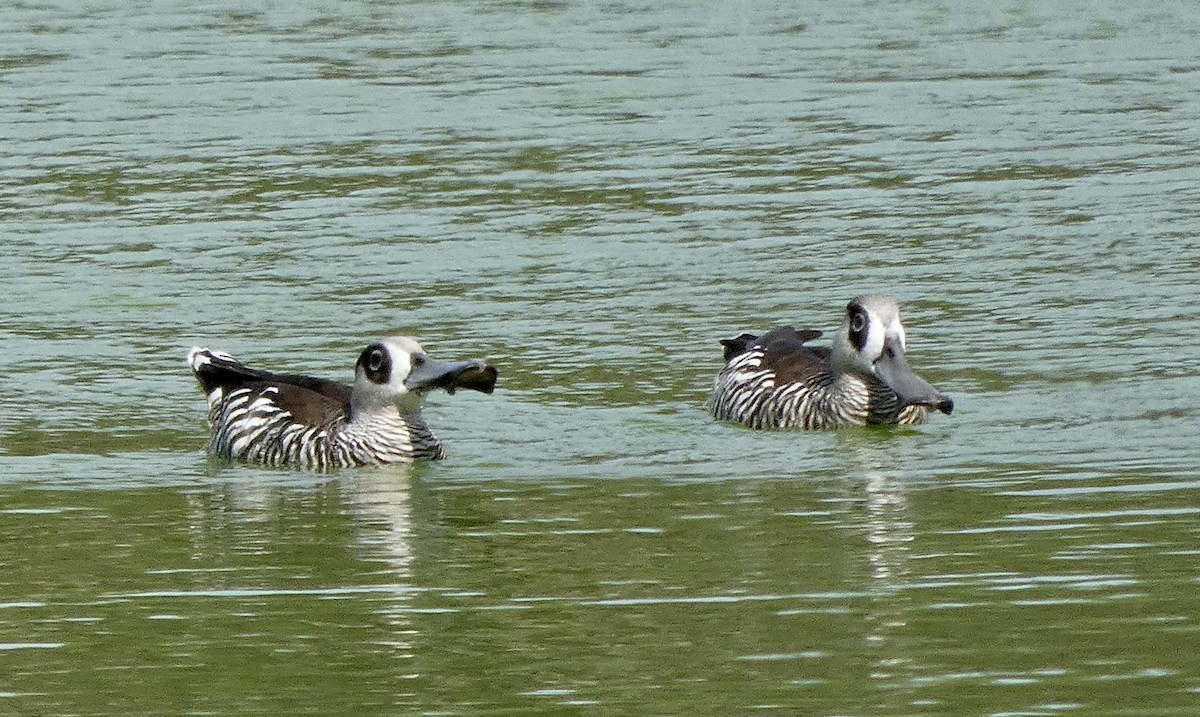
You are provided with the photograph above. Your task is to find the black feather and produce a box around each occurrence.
[719,333,760,362]
[192,352,352,427]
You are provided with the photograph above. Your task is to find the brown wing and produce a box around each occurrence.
[192,350,353,428]
[265,380,351,428]
[754,326,830,385]
[271,373,353,408]
[721,326,823,364]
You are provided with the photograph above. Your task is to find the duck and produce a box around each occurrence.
[709,295,953,430]
[188,336,497,469]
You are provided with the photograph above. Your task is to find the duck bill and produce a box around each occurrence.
[405,358,498,395]
[874,336,954,415]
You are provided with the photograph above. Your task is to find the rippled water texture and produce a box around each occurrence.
[2,1,1199,715]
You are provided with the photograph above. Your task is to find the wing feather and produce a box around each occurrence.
[189,348,351,428]
[752,326,830,385]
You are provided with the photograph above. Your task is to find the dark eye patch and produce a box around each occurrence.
[847,303,870,352]
[358,343,392,384]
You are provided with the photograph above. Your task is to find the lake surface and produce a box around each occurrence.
[3,1,1200,714]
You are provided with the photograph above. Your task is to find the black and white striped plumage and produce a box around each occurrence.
[709,295,953,430]
[188,337,497,469]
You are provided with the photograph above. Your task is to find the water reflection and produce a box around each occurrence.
[166,468,421,610]
[342,470,415,579]
[834,432,919,709]
[339,469,423,683]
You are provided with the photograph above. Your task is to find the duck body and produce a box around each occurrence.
[188,337,497,470]
[709,296,953,430]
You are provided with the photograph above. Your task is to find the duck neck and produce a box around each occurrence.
[340,403,444,462]
[828,371,901,424]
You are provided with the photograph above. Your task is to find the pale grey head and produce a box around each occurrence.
[831,295,953,415]
[352,336,498,416]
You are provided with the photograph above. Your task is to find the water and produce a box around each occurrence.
[3,1,1200,714]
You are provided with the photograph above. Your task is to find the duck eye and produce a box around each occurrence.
[369,349,385,371]
[850,313,867,334]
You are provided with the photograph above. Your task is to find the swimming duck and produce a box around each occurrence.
[709,295,953,429]
[188,337,497,469]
